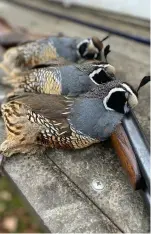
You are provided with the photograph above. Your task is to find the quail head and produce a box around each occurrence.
[0,35,109,75]
[1,76,149,158]
[3,61,116,97]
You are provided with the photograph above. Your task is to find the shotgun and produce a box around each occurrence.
[111,110,150,209]
[0,17,149,208]
[0,98,150,208]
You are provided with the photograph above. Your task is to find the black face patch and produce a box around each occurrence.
[91,69,113,84]
[85,53,97,59]
[78,42,99,59]
[78,42,88,58]
[107,91,127,114]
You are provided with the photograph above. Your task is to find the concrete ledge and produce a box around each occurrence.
[0,1,150,232]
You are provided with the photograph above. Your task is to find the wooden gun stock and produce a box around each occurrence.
[111,124,142,190]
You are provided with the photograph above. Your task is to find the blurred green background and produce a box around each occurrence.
[0,176,43,233]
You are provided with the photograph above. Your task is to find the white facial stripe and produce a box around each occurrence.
[83,39,99,56]
[77,38,100,58]
[89,67,103,85]
[121,83,134,95]
[121,83,138,108]
[77,39,89,57]
[103,87,125,111]
[89,39,99,51]
[77,39,89,49]
[124,103,130,113]
[89,64,112,85]
[93,64,110,68]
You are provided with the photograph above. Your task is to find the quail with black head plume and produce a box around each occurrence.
[1,76,147,157]
[0,35,109,75]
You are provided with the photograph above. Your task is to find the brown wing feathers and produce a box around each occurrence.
[1,93,98,152]
[2,93,75,149]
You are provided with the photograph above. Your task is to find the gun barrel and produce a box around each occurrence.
[122,111,150,191]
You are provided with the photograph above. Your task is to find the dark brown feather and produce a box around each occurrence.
[9,93,74,137]
[92,37,103,51]
[30,57,71,69]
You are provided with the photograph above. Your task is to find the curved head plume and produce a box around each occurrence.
[104,45,111,63]
[137,76,150,92]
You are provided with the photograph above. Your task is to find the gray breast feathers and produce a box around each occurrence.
[69,98,123,140]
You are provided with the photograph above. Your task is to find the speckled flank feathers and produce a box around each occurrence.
[0,35,108,75]
[21,67,62,95]
[0,76,139,157]
[2,62,116,97]
[0,39,58,75]
[0,93,100,157]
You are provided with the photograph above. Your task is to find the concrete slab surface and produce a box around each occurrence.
[0,0,150,232]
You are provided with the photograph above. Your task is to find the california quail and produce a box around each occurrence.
[0,35,109,75]
[0,79,140,157]
[3,61,116,97]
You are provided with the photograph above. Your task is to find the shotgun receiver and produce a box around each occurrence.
[111,110,150,208]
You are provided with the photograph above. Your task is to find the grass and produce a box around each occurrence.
[0,176,44,233]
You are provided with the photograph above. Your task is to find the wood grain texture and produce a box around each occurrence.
[111,124,142,190]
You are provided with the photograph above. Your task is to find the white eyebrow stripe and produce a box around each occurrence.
[89,68,103,83]
[89,65,112,85]
[77,39,89,49]
[93,64,109,68]
[122,83,134,95]
[103,87,125,111]
[121,83,138,107]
